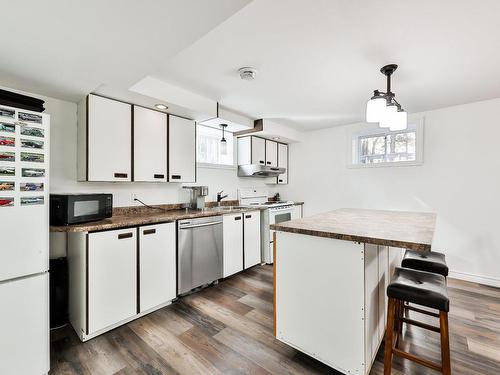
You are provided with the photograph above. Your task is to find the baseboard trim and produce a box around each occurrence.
[449,270,500,288]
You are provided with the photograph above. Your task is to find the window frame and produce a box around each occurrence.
[196,124,236,170]
[348,116,424,168]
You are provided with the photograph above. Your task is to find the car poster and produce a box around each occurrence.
[21,152,44,163]
[20,182,43,192]
[0,166,15,176]
[20,196,44,206]
[0,136,15,147]
[0,122,15,133]
[0,197,14,207]
[18,112,42,124]
[20,125,44,138]
[0,181,15,191]
[20,138,43,149]
[0,151,15,162]
[0,107,15,119]
[22,168,45,177]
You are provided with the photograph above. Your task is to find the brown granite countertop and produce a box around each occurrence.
[270,208,436,251]
[50,206,263,233]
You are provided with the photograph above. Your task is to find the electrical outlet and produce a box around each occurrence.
[131,193,138,202]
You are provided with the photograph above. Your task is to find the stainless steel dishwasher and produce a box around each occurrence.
[177,215,223,295]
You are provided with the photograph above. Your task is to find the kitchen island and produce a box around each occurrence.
[271,208,436,375]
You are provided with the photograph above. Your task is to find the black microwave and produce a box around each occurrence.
[50,193,113,225]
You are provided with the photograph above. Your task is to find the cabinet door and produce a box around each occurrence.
[88,229,136,334]
[291,205,302,219]
[133,106,167,182]
[139,223,176,312]
[265,140,278,167]
[88,94,132,181]
[277,143,288,184]
[244,211,261,269]
[251,137,266,165]
[168,115,195,182]
[223,213,243,277]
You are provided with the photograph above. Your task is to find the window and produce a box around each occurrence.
[350,118,423,167]
[358,130,416,164]
[196,125,234,166]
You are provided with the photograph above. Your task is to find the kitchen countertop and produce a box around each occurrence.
[270,208,436,251]
[50,206,263,233]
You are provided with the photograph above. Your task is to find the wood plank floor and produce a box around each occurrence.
[50,265,500,375]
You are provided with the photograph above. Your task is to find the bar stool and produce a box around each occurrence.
[402,249,448,277]
[384,267,451,375]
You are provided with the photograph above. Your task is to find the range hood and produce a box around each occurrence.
[238,164,286,178]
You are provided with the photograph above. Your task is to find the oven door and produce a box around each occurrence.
[268,207,294,263]
[68,195,112,224]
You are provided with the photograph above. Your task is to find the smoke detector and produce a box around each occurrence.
[238,67,257,81]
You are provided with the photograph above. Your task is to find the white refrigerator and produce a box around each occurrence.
[0,104,50,374]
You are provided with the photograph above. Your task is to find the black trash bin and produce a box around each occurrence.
[49,257,68,329]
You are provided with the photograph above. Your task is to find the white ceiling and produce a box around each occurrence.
[0,0,250,102]
[152,0,500,129]
[1,0,500,130]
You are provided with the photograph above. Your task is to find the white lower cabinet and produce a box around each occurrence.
[244,211,261,269]
[223,213,244,277]
[88,228,137,335]
[68,223,177,342]
[139,223,176,312]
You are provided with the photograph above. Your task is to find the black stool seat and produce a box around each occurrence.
[402,250,448,277]
[388,267,449,312]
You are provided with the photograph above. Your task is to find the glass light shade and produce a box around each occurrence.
[379,105,398,128]
[389,111,408,131]
[366,97,387,123]
[220,139,227,155]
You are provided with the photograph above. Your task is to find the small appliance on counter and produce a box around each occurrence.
[50,193,113,225]
[183,186,208,210]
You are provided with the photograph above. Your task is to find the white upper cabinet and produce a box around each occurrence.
[277,143,288,184]
[168,115,196,182]
[79,94,132,181]
[266,140,278,167]
[251,137,266,165]
[133,106,167,182]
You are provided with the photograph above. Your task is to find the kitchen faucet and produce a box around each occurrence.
[217,190,229,206]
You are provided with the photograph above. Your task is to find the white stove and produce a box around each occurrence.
[238,188,298,264]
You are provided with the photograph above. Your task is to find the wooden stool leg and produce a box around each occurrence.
[384,298,396,375]
[440,311,451,375]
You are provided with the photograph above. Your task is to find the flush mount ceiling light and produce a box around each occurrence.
[220,124,228,155]
[238,67,258,81]
[366,64,407,131]
[155,104,168,110]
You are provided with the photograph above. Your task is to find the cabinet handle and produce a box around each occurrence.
[259,160,264,164]
[143,229,156,235]
[279,179,283,183]
[234,216,242,221]
[154,174,165,179]
[114,173,128,178]
[171,175,181,180]
[118,232,133,239]
[245,214,252,219]
[266,161,271,165]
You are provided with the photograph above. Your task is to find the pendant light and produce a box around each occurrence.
[220,124,228,155]
[365,64,407,130]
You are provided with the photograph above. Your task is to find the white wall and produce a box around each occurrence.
[281,98,500,287]
[0,87,281,207]
[1,86,284,258]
